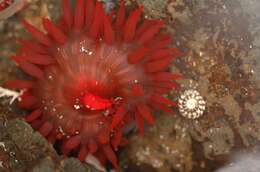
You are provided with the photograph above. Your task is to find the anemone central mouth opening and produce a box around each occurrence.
[82,92,113,111]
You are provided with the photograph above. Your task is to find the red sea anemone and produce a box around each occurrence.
[4,0,182,169]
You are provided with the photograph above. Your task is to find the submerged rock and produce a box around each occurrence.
[0,119,96,172]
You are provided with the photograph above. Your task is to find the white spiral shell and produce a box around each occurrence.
[178,89,206,119]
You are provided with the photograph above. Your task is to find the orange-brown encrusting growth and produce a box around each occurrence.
[5,0,182,169]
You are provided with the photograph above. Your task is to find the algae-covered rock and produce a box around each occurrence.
[6,119,57,161]
[29,157,56,172]
[60,158,93,172]
[0,119,96,172]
